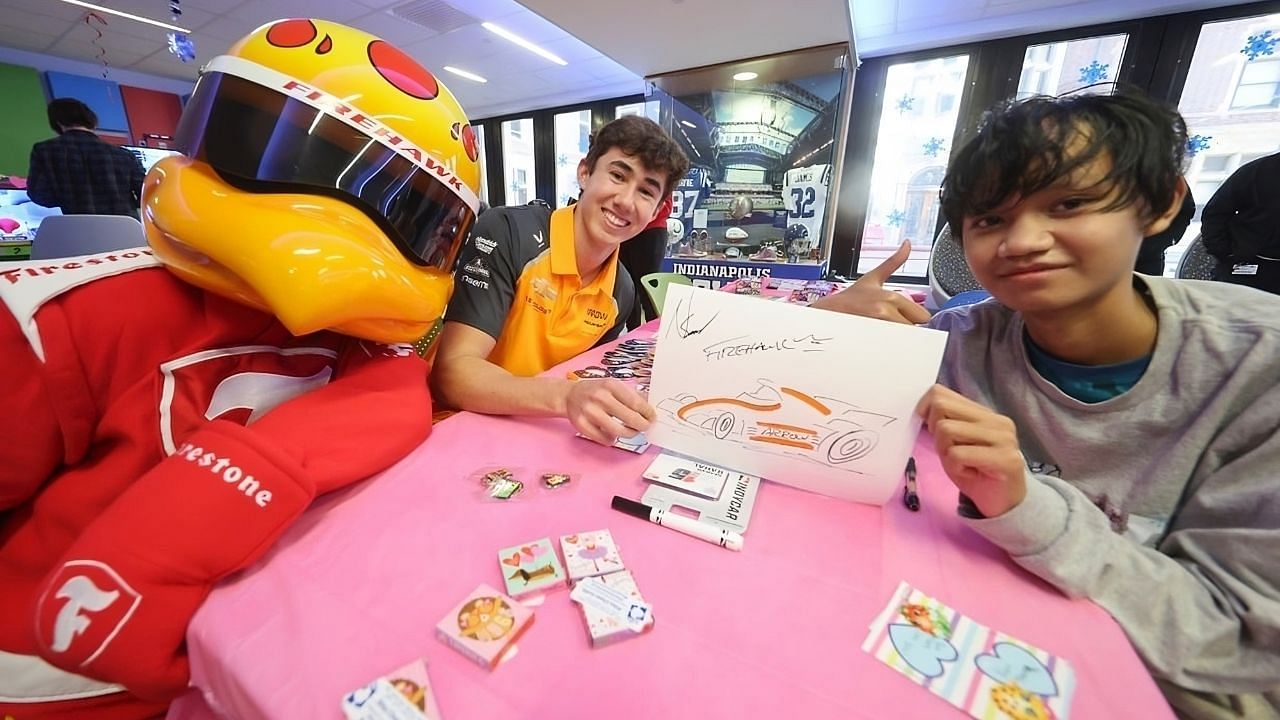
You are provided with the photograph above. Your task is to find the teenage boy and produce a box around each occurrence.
[432,116,689,446]
[816,92,1280,719]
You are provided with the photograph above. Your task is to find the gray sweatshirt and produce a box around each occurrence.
[930,276,1280,716]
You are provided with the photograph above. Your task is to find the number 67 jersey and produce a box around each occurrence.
[783,163,833,245]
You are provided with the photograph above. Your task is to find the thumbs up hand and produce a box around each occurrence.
[810,241,931,324]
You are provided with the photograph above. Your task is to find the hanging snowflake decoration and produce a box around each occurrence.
[556,153,569,168]
[167,32,195,62]
[1241,30,1277,61]
[895,94,915,113]
[887,209,906,227]
[1077,60,1110,84]
[1186,134,1213,157]
[922,137,946,158]
[165,0,195,62]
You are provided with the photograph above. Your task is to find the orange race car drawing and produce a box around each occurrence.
[656,381,896,465]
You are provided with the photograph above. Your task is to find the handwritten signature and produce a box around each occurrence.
[701,334,832,361]
[668,296,721,339]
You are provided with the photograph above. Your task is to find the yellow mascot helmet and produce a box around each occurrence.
[142,18,481,343]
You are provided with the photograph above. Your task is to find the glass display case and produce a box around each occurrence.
[647,44,854,289]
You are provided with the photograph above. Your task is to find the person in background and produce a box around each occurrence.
[1200,150,1280,294]
[432,115,689,446]
[26,98,146,216]
[1135,185,1193,275]
[618,191,673,327]
[814,91,1280,719]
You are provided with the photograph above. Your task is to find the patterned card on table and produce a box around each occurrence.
[497,537,567,598]
[862,581,1076,720]
[559,529,625,581]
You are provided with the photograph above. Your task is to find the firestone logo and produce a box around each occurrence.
[36,561,142,667]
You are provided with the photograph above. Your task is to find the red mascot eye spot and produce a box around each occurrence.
[461,124,478,163]
[266,19,318,49]
[368,40,438,100]
[316,34,333,54]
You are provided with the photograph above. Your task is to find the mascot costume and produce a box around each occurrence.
[0,19,480,719]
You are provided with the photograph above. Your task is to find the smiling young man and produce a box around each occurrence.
[432,116,689,445]
[815,91,1280,719]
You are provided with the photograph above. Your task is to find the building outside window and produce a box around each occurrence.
[858,54,971,276]
[554,109,592,208]
[501,118,534,206]
[1168,13,1280,276]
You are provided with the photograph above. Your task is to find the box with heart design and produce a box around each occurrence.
[559,529,625,581]
[497,537,567,598]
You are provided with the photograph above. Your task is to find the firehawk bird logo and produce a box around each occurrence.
[36,561,142,666]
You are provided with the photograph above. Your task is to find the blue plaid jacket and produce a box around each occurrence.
[27,130,146,216]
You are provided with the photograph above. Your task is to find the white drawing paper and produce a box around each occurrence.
[647,285,947,505]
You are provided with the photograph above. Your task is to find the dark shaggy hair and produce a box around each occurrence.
[940,89,1187,240]
[584,115,689,196]
[47,97,99,134]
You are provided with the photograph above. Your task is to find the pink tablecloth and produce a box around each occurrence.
[169,333,1173,720]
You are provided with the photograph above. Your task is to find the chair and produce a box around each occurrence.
[639,272,693,317]
[30,214,146,260]
[1175,234,1219,280]
[926,224,983,309]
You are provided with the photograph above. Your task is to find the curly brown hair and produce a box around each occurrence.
[583,115,689,196]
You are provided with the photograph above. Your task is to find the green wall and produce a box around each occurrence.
[0,62,53,177]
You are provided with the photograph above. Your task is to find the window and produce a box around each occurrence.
[1016,33,1128,99]
[616,100,660,122]
[474,124,488,204]
[1231,55,1280,109]
[857,54,972,276]
[1169,12,1280,276]
[501,118,535,206]
[512,168,528,205]
[1199,153,1231,172]
[554,110,592,208]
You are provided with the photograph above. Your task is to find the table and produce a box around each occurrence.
[168,330,1173,720]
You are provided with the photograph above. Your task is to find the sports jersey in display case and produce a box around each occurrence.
[647,44,853,289]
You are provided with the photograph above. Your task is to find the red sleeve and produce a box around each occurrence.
[32,343,433,700]
[252,341,433,494]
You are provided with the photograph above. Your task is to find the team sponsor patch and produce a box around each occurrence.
[463,257,490,278]
[531,276,558,301]
[474,236,497,255]
[524,296,550,314]
[462,275,489,290]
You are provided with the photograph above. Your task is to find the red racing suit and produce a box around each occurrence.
[0,250,433,718]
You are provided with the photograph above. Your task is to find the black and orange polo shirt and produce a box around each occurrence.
[445,205,634,377]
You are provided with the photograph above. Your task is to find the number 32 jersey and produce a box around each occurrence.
[783,163,832,242]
